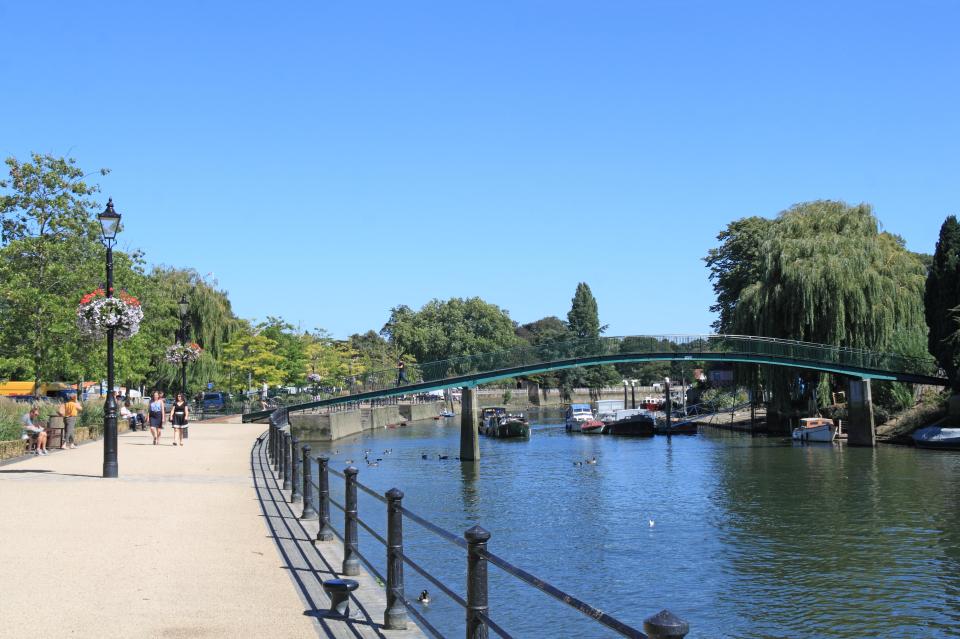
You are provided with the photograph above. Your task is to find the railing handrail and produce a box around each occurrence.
[280,413,656,638]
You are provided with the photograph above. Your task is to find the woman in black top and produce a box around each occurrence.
[170,392,189,446]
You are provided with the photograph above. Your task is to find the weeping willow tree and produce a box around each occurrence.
[139,267,243,392]
[709,200,931,418]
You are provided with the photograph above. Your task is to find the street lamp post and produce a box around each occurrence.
[623,379,629,408]
[630,379,637,409]
[98,199,122,479]
[178,294,189,397]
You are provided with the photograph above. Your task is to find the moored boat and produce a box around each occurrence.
[565,403,595,432]
[480,407,507,436]
[912,424,960,450]
[791,417,837,443]
[493,413,530,439]
[603,409,655,437]
[580,419,605,434]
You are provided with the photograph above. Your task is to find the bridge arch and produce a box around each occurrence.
[244,335,943,422]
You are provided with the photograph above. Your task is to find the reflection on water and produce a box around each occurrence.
[301,408,960,638]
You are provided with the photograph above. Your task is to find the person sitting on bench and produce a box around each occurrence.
[21,407,48,456]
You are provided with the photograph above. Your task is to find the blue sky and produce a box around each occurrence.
[2,1,957,338]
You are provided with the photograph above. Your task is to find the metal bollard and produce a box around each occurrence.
[342,467,360,576]
[465,525,491,639]
[301,445,317,518]
[643,610,689,639]
[282,432,292,491]
[315,457,334,541]
[384,488,407,629]
[291,436,302,503]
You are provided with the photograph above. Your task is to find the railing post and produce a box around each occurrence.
[291,436,302,502]
[315,456,335,541]
[465,525,491,639]
[273,425,281,473]
[301,445,317,519]
[643,610,690,639]
[384,488,407,629]
[342,466,360,576]
[282,432,292,491]
[268,422,274,463]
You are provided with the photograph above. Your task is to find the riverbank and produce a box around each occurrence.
[0,417,318,638]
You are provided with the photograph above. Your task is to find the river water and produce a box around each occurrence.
[300,408,960,638]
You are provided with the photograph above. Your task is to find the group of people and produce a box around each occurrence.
[19,390,193,456]
[146,391,190,446]
[20,394,85,455]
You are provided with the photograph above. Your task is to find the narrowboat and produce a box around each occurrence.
[603,409,655,437]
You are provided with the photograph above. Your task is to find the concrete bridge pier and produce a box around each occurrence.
[846,378,875,447]
[460,386,480,461]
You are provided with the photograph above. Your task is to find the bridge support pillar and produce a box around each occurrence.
[460,386,480,462]
[846,378,875,447]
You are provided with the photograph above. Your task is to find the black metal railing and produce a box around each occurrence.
[265,409,689,639]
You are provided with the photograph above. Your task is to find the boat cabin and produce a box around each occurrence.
[566,404,593,421]
[480,407,507,422]
[798,417,834,430]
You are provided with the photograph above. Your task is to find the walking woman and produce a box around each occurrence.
[148,391,165,445]
[170,393,189,446]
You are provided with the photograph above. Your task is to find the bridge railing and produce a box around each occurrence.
[265,408,689,638]
[326,334,933,397]
[242,335,938,422]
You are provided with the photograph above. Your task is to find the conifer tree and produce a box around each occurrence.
[924,215,960,387]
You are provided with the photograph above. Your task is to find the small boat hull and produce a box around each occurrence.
[913,425,960,450]
[580,420,604,434]
[496,419,530,439]
[792,418,837,443]
[605,416,655,437]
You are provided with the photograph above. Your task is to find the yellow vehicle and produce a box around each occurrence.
[0,381,36,398]
[0,381,91,399]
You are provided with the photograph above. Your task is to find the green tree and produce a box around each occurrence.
[564,283,617,397]
[220,329,285,391]
[515,316,571,394]
[381,297,522,367]
[257,317,308,386]
[704,216,774,333]
[0,154,108,390]
[924,215,960,388]
[709,200,932,413]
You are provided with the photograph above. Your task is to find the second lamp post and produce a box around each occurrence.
[178,294,189,397]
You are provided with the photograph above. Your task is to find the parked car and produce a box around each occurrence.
[201,392,228,411]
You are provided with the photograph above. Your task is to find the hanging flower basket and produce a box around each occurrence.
[165,342,203,364]
[307,373,322,384]
[76,288,144,340]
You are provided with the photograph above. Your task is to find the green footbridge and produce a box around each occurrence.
[243,334,944,423]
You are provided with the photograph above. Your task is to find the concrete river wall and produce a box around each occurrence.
[289,401,447,441]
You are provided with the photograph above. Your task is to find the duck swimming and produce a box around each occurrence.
[418,590,431,605]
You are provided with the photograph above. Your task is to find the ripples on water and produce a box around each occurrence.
[302,409,960,638]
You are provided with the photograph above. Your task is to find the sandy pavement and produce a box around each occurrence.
[0,417,317,638]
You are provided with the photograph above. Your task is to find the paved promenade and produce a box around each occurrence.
[0,417,419,639]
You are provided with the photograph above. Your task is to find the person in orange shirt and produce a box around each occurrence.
[61,394,83,449]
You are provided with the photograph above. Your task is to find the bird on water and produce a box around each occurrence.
[418,590,431,605]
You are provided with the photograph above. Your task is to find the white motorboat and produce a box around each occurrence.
[565,404,595,432]
[792,417,837,443]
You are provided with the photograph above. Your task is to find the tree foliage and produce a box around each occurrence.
[707,200,932,411]
[924,216,960,388]
[381,297,522,364]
